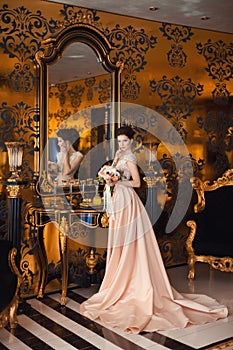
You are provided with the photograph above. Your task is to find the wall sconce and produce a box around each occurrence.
[5,142,25,181]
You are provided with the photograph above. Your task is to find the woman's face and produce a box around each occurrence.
[57,137,70,151]
[117,134,133,153]
[57,137,65,148]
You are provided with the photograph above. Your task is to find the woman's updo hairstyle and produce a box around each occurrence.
[116,125,135,139]
[57,128,80,151]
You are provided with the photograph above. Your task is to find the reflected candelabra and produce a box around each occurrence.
[80,179,86,202]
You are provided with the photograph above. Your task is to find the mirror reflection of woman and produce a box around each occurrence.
[80,125,227,333]
[49,128,83,185]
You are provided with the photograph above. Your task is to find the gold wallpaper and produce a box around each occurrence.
[0,0,232,296]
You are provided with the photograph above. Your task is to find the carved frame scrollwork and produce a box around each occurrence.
[0,247,22,329]
[186,168,233,279]
[34,22,123,195]
[191,168,233,213]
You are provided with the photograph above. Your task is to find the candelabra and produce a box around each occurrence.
[5,142,25,181]
[4,141,27,250]
[143,141,165,223]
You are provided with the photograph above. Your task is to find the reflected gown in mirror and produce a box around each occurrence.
[80,153,228,333]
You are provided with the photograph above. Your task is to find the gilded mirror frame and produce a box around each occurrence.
[35,23,122,194]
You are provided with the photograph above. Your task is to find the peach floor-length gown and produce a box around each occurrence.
[80,153,228,333]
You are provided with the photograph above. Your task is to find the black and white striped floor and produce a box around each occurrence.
[1,264,233,350]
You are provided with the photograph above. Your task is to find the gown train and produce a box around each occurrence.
[80,154,228,333]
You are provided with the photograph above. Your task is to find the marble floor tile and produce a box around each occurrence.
[1,264,232,350]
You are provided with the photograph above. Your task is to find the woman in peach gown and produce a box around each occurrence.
[80,126,228,333]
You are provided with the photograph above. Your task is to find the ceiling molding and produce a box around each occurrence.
[44,0,233,34]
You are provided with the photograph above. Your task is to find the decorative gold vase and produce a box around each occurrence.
[5,142,25,181]
[86,249,98,274]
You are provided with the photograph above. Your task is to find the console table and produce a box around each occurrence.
[26,200,108,305]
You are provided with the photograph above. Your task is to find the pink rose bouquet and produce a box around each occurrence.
[98,166,121,214]
[98,165,121,184]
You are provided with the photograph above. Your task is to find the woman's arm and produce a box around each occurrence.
[112,149,123,167]
[62,153,83,176]
[108,161,140,188]
[122,161,141,188]
[106,161,140,188]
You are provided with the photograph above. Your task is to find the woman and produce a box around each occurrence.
[49,128,83,185]
[80,125,227,333]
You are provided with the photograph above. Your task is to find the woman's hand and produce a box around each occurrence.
[115,149,124,158]
[48,161,58,173]
[112,149,123,166]
[60,144,69,153]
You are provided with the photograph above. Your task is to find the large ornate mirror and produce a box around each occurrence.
[35,23,122,194]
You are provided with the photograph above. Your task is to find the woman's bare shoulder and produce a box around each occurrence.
[124,153,137,163]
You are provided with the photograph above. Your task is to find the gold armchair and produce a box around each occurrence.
[186,169,233,279]
[0,240,22,329]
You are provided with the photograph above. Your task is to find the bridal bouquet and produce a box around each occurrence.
[97,165,121,184]
[97,165,121,215]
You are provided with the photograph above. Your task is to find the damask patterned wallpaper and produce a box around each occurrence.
[0,0,232,295]
[48,74,110,142]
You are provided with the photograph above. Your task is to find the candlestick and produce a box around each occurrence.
[80,180,86,202]
[54,180,58,207]
[93,180,102,205]
[69,180,75,206]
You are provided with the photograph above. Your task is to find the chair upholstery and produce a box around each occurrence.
[0,240,22,329]
[186,168,233,279]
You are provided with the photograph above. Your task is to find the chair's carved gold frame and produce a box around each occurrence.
[186,168,233,279]
[0,248,22,329]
